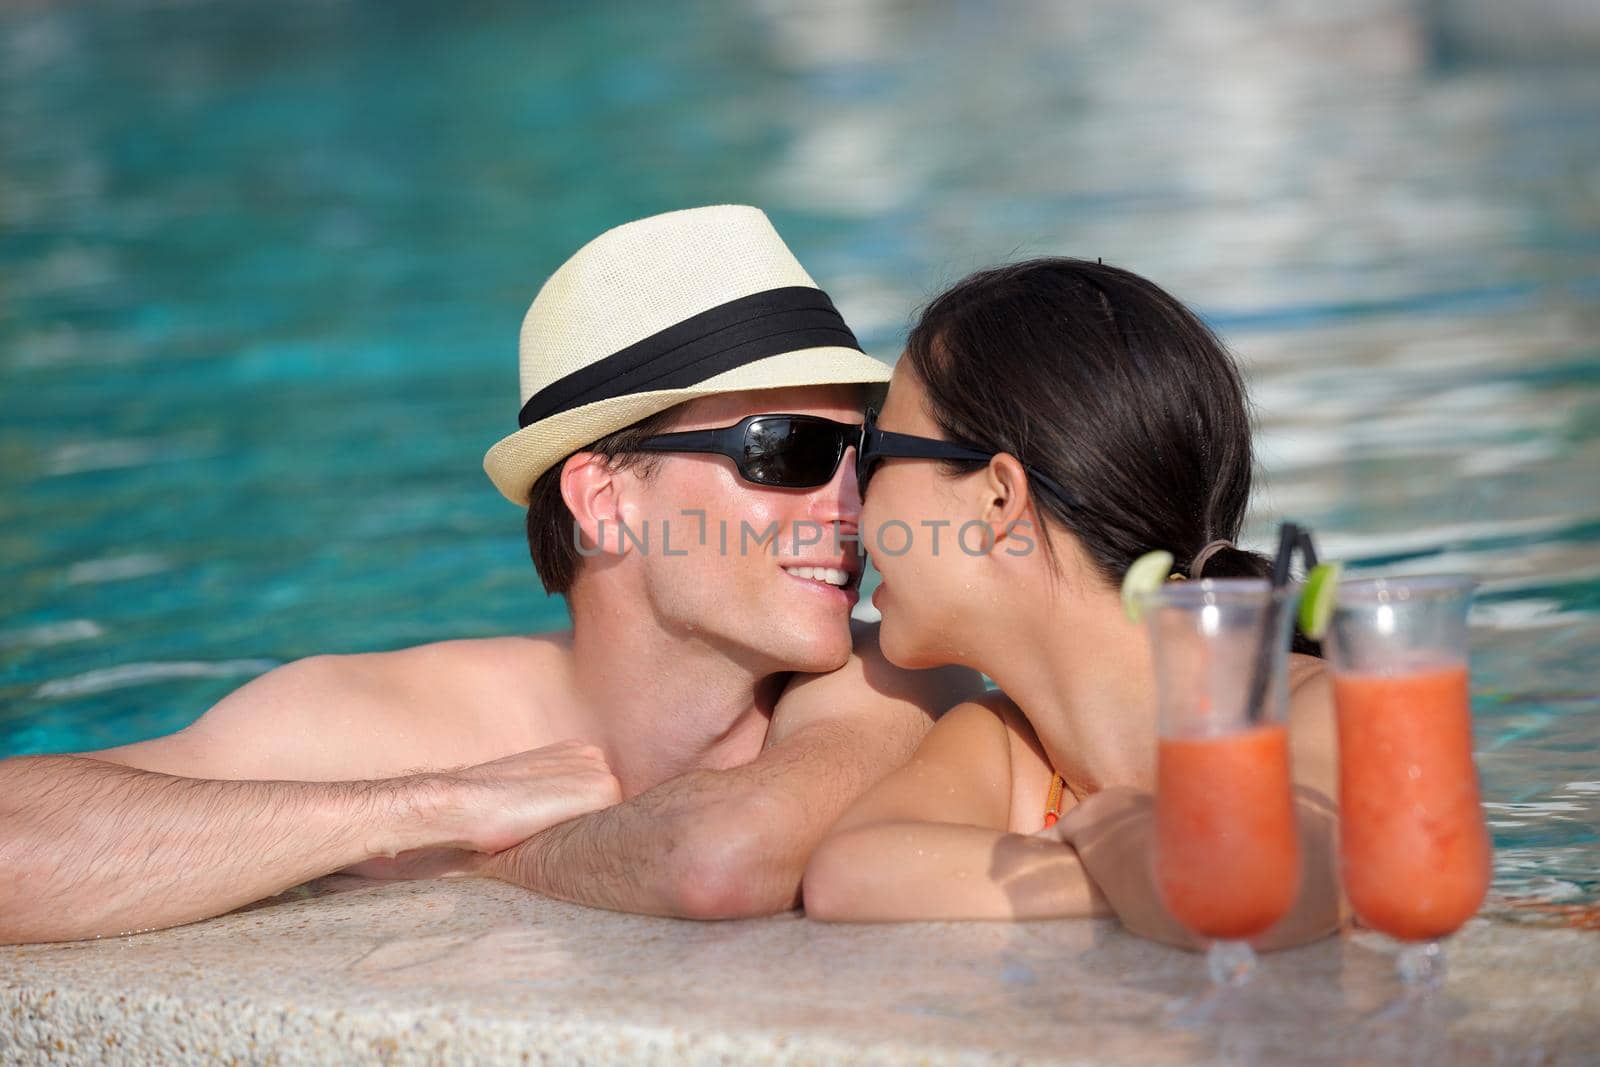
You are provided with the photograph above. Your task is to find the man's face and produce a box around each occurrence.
[623,385,866,675]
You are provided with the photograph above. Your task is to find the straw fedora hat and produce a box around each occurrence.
[483,205,893,506]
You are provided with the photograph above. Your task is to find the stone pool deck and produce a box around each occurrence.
[2,876,1596,1065]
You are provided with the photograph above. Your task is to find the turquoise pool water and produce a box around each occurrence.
[2,2,1596,918]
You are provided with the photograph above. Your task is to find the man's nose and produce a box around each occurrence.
[809,444,862,525]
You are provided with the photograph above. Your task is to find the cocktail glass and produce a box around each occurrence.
[1143,578,1303,1009]
[1324,575,1490,1003]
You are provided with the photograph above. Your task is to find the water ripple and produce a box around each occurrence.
[0,619,105,649]
[35,659,279,700]
[65,553,172,585]
[0,1,1595,905]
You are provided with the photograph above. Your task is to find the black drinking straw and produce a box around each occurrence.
[1244,521,1301,724]
[1297,529,1320,570]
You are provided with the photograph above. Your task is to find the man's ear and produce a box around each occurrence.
[980,454,1035,552]
[561,452,631,558]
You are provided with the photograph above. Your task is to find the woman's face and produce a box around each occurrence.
[861,359,992,670]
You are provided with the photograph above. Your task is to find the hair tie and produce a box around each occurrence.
[1189,539,1234,578]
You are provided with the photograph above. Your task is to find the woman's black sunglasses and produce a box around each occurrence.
[858,407,1075,505]
[632,409,1074,507]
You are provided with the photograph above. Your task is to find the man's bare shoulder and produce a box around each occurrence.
[350,633,571,693]
[313,633,575,762]
[769,622,985,745]
[845,621,985,709]
[779,620,961,693]
[87,633,574,782]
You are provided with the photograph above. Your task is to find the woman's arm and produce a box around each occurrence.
[803,695,1108,922]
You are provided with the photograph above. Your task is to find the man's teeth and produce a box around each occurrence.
[784,565,851,588]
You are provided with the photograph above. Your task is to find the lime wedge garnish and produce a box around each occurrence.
[1121,550,1174,623]
[1299,561,1342,639]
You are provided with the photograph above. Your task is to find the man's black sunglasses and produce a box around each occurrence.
[631,413,861,489]
[632,409,1074,508]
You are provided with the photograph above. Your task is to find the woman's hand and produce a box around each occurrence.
[1049,787,1206,950]
[1049,785,1346,952]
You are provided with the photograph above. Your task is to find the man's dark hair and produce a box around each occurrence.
[524,406,683,596]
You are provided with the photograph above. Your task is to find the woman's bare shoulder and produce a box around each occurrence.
[1288,652,1328,693]
[922,689,1016,750]
[1286,653,1337,798]
[937,690,1056,833]
[938,690,1044,750]
[976,691,1054,832]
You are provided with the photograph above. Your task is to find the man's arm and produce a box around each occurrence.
[0,754,436,943]
[0,656,619,944]
[487,623,985,918]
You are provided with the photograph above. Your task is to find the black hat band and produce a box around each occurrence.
[517,286,862,428]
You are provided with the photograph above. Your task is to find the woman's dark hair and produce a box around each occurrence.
[904,257,1319,654]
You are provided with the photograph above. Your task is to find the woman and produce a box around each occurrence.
[804,258,1344,948]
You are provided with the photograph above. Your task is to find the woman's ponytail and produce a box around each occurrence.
[1188,543,1321,656]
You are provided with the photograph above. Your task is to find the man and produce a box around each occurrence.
[0,206,980,944]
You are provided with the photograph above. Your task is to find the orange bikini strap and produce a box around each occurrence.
[1043,773,1066,828]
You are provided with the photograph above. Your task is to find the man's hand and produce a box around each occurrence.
[341,741,622,880]
[425,741,622,852]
